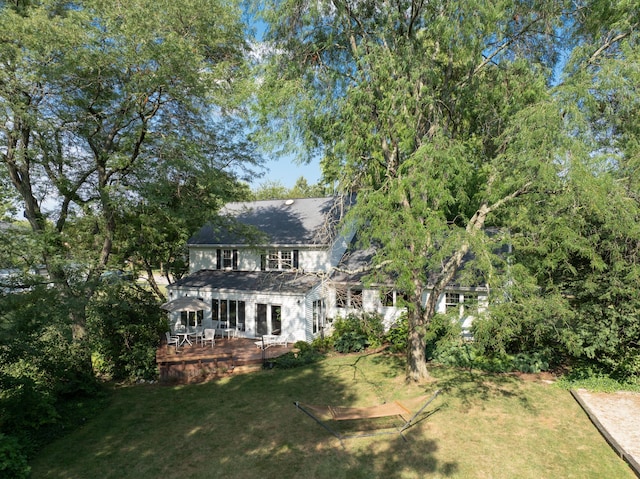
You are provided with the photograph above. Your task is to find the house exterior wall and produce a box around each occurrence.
[303,281,328,342]
[171,200,489,344]
[167,287,307,342]
[188,245,332,274]
[189,247,216,272]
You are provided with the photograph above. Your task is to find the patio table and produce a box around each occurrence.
[176,331,192,346]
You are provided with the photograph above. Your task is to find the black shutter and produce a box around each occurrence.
[216,249,221,269]
[293,249,299,269]
[260,254,266,271]
[233,250,238,270]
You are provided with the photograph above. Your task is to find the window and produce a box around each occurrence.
[350,289,363,309]
[271,305,282,335]
[256,303,281,335]
[381,290,394,307]
[313,299,325,333]
[281,250,292,269]
[212,299,218,322]
[335,287,348,308]
[261,249,300,270]
[336,288,362,309]
[445,293,461,313]
[222,250,233,268]
[462,293,478,315]
[212,298,246,328]
[266,251,279,269]
[180,308,204,328]
[216,249,238,270]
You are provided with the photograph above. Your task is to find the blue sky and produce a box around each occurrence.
[252,156,322,188]
[248,21,323,189]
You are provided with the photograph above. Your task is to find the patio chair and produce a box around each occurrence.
[189,327,203,345]
[214,320,228,338]
[165,331,180,351]
[202,328,215,348]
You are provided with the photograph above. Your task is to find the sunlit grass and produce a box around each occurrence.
[30,353,635,479]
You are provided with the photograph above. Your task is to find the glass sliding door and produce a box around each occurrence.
[256,303,268,335]
[229,300,237,329]
[220,300,228,327]
[256,303,281,335]
[271,305,282,335]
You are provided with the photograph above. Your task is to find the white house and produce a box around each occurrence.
[166,196,487,343]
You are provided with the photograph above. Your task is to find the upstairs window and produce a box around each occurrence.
[261,249,299,271]
[216,249,238,270]
[281,250,292,269]
[267,251,279,270]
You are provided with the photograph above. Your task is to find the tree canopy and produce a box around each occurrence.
[0,0,259,307]
[253,0,640,381]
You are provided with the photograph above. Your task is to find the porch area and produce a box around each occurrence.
[156,337,295,384]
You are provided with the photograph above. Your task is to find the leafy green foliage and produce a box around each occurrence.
[0,433,30,479]
[556,361,640,393]
[87,283,167,381]
[270,341,325,369]
[384,314,408,353]
[331,313,385,353]
[0,286,99,458]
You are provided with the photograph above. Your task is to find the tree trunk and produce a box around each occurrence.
[406,296,430,382]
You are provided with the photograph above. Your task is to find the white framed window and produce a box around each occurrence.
[381,290,410,307]
[217,249,238,270]
[281,250,292,269]
[261,249,299,270]
[312,299,325,333]
[445,292,461,313]
[267,251,279,269]
[212,298,246,329]
[445,292,478,316]
[335,288,363,309]
[222,250,233,269]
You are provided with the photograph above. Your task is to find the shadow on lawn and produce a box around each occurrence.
[34,352,551,478]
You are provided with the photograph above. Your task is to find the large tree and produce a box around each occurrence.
[254,0,570,381]
[479,0,640,378]
[0,0,258,334]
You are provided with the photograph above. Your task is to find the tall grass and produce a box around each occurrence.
[30,353,634,479]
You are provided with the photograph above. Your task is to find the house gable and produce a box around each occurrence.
[187,196,354,274]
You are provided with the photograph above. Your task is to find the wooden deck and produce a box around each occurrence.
[156,337,294,384]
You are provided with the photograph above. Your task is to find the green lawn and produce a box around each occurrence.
[30,353,635,479]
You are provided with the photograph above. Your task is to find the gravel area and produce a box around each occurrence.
[572,389,640,477]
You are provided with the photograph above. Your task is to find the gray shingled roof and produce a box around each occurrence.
[172,269,320,294]
[189,197,345,246]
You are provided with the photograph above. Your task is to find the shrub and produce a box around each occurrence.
[87,283,166,381]
[311,335,334,352]
[0,434,30,479]
[331,313,385,353]
[271,341,325,369]
[0,286,99,452]
[424,313,463,361]
[430,342,552,374]
[384,314,408,353]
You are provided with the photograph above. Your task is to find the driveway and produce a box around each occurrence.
[571,389,640,477]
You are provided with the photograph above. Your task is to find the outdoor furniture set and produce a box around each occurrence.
[254,334,289,350]
[165,321,246,350]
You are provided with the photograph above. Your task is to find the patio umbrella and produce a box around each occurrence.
[160,296,211,313]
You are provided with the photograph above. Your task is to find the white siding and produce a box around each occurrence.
[168,287,306,341]
[189,247,216,272]
[188,245,332,274]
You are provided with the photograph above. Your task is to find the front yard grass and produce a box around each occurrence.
[30,353,635,479]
